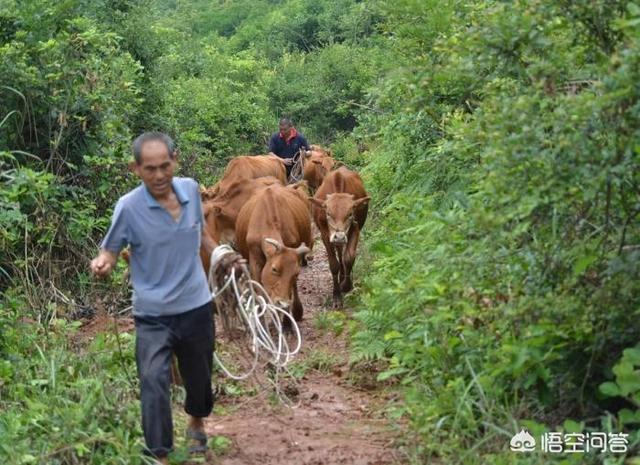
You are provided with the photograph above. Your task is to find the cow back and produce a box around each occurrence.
[223,154,286,184]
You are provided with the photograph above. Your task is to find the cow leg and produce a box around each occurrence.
[291,280,303,322]
[340,224,360,293]
[322,233,343,308]
[336,245,347,290]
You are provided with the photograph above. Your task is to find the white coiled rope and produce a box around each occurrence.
[287,149,305,183]
[207,245,302,381]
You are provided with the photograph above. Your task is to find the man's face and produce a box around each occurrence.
[279,123,292,137]
[133,140,176,198]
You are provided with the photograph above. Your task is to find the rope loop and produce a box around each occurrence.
[207,245,302,381]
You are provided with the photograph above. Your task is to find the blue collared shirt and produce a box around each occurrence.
[100,176,211,317]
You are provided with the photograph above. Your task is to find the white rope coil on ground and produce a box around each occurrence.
[207,245,302,382]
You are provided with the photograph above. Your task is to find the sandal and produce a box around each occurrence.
[186,428,208,454]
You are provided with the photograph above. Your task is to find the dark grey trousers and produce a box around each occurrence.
[134,301,215,458]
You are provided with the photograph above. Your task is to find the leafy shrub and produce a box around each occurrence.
[351,0,640,462]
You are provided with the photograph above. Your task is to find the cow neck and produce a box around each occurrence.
[261,188,284,237]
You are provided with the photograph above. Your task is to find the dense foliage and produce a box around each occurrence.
[351,0,640,463]
[1,0,639,463]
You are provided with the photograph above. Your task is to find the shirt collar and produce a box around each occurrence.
[143,179,189,208]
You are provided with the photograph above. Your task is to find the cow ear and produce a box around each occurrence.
[326,149,333,157]
[353,196,370,208]
[262,238,282,257]
[310,197,326,210]
[333,160,344,168]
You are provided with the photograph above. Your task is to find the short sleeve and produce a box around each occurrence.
[100,198,130,254]
[268,134,278,154]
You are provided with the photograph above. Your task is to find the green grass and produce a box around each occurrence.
[313,310,348,337]
[0,296,149,464]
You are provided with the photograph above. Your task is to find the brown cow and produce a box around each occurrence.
[202,176,282,245]
[311,166,370,308]
[309,144,333,156]
[302,149,342,191]
[222,154,287,184]
[235,184,312,321]
[201,154,286,200]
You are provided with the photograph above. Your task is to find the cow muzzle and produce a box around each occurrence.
[330,231,348,245]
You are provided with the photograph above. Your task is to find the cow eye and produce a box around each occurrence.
[271,266,280,275]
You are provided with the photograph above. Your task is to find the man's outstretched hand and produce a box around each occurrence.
[90,250,118,278]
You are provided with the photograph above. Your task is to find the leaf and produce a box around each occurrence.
[377,366,408,381]
[622,347,640,366]
[599,382,620,397]
[572,254,596,277]
[619,408,640,425]
[562,419,583,433]
[384,330,402,341]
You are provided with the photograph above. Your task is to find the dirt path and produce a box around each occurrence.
[78,239,403,464]
[196,242,404,465]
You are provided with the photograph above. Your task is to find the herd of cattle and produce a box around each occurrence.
[197,145,370,321]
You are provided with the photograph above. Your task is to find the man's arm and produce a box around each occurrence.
[90,198,129,278]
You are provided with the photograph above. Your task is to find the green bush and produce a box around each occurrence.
[0,295,145,464]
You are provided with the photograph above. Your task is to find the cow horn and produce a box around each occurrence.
[264,237,283,252]
[296,243,311,257]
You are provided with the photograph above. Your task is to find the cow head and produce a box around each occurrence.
[303,152,341,189]
[311,193,370,245]
[203,201,235,245]
[261,238,310,309]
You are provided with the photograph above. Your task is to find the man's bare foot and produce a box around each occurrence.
[187,415,208,453]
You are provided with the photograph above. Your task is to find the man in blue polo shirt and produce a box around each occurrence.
[268,117,310,177]
[90,132,217,464]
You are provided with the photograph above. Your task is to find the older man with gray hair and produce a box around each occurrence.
[90,132,217,464]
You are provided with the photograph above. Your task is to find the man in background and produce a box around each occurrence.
[268,117,310,177]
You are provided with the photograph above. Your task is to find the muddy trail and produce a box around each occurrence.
[193,241,403,465]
